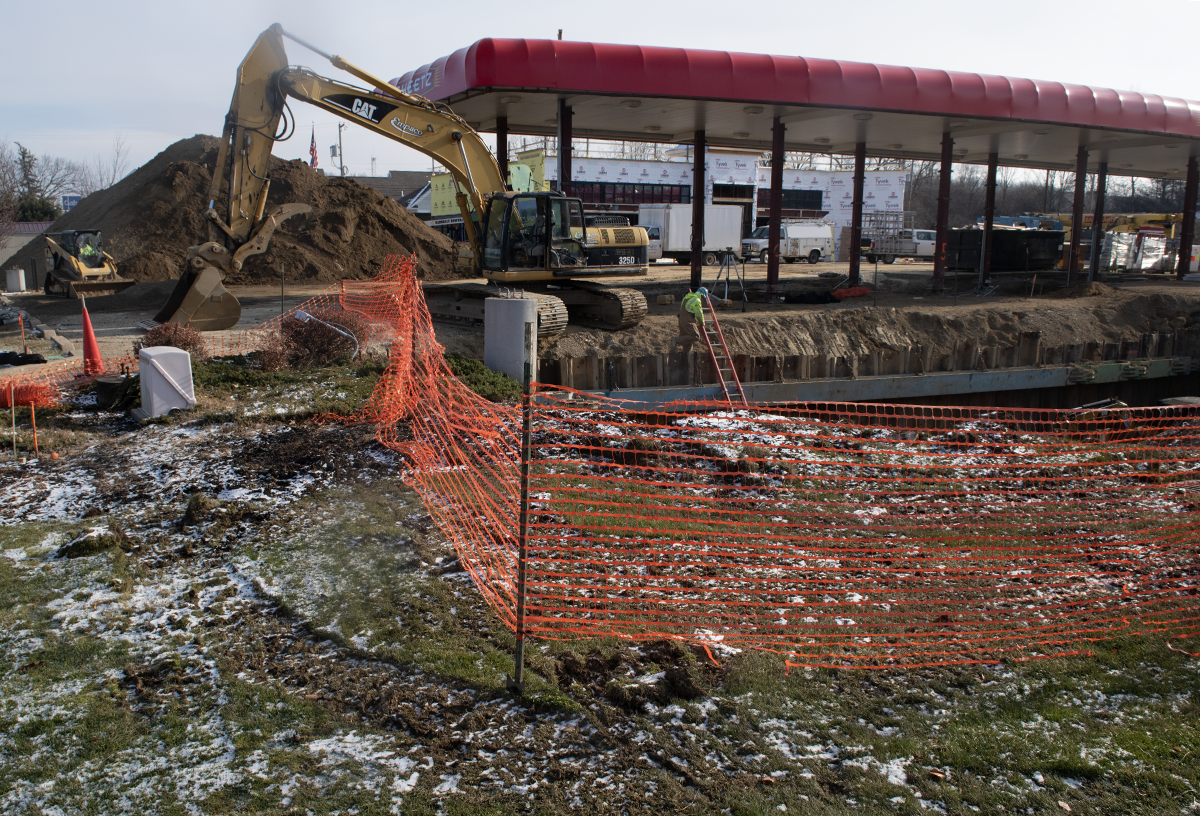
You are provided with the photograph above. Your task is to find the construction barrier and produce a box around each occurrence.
[5,256,1198,667]
[353,257,1200,667]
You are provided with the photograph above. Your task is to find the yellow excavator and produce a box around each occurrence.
[148,24,648,334]
[43,230,136,299]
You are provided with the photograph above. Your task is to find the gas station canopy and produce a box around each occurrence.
[391,39,1200,178]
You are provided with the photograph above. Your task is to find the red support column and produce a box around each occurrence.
[690,131,706,291]
[556,100,573,195]
[497,116,509,188]
[766,118,785,293]
[848,141,866,287]
[1067,145,1088,285]
[1177,156,1198,280]
[1089,162,1108,282]
[980,152,998,289]
[932,132,953,292]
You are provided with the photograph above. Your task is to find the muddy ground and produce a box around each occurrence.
[1,362,1198,815]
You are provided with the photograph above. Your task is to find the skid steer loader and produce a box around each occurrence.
[43,230,136,299]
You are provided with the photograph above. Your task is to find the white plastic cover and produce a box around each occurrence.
[139,346,195,418]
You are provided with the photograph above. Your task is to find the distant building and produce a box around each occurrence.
[346,171,431,205]
[1,221,55,274]
[401,183,431,221]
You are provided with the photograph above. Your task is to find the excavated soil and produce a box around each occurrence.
[6,135,461,286]
[525,279,1200,363]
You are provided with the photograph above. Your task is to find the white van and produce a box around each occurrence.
[908,229,936,258]
[741,221,834,264]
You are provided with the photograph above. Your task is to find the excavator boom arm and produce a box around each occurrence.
[217,24,505,260]
[277,68,506,241]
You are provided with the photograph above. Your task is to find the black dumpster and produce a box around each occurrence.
[947,229,1065,272]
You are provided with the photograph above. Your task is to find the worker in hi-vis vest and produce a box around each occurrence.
[678,287,708,346]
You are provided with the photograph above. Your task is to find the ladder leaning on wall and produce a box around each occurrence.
[699,296,747,405]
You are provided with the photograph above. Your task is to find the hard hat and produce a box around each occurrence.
[698,287,708,296]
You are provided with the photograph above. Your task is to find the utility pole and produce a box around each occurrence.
[338,123,346,176]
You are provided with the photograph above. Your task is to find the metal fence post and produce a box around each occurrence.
[507,320,534,693]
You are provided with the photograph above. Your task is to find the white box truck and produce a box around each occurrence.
[741,220,834,264]
[638,204,743,265]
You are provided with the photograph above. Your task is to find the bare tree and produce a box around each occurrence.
[996,165,1016,211]
[75,135,131,197]
[0,141,17,237]
[37,154,81,202]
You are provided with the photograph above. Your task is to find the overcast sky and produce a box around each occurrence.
[6,0,1200,180]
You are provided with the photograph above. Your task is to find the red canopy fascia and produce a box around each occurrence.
[391,39,1200,139]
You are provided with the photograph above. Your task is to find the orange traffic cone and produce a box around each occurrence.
[81,296,104,377]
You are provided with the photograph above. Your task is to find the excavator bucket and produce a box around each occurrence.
[149,268,241,332]
[65,279,138,299]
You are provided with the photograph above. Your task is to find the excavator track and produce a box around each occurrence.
[422,283,570,337]
[553,282,648,330]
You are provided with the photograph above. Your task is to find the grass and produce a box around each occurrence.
[444,352,522,403]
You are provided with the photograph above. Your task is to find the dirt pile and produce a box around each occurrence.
[6,135,462,287]
[535,289,1200,361]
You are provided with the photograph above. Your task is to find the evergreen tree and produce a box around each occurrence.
[14,143,62,222]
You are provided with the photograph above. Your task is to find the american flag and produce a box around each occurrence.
[309,127,319,169]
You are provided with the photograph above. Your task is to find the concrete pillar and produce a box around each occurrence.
[766,117,785,293]
[849,141,866,287]
[1089,162,1108,282]
[556,100,572,195]
[1067,145,1088,284]
[1177,156,1198,280]
[484,297,538,383]
[690,130,706,290]
[497,116,508,188]
[980,152,998,289]
[932,131,953,292]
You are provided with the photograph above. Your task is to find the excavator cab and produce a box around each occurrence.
[481,193,587,274]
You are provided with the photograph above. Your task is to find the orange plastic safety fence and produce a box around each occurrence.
[514,395,1200,667]
[340,256,1200,668]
